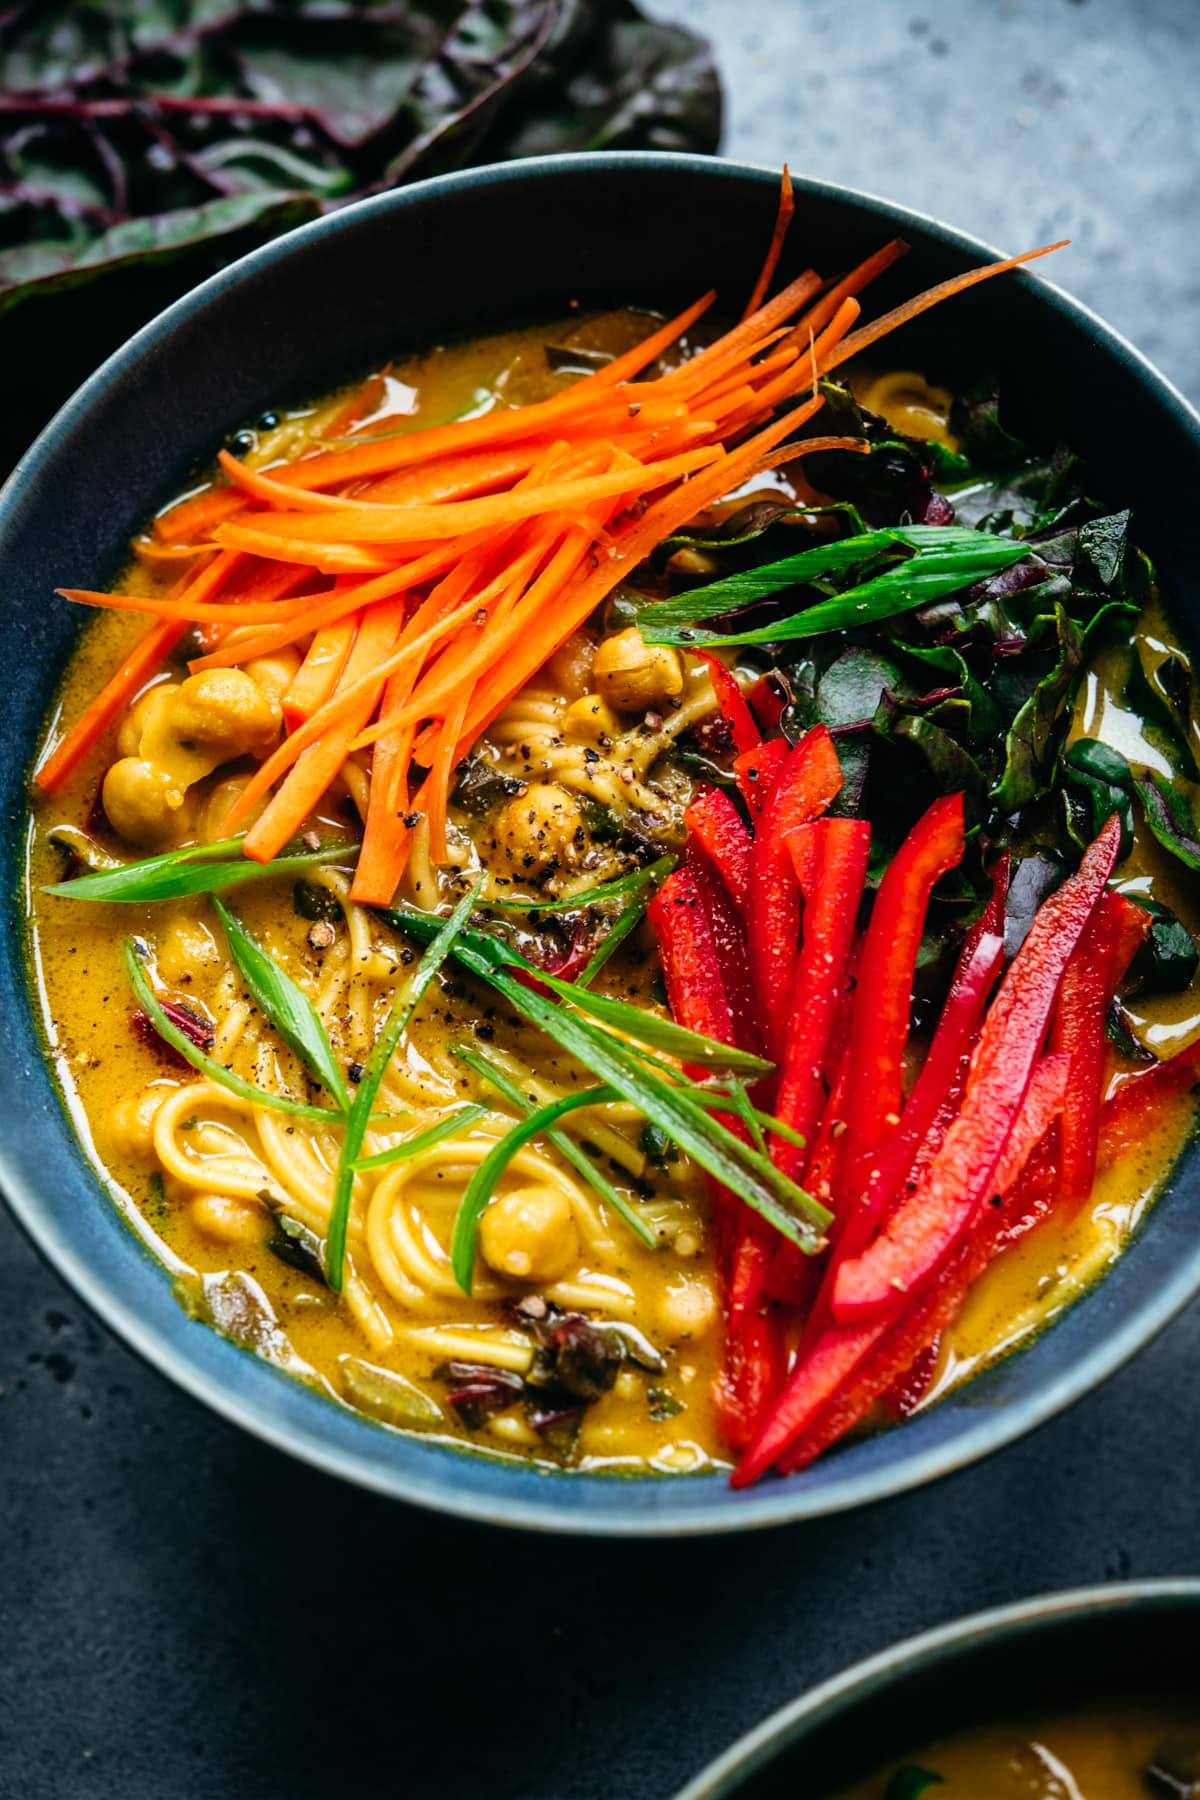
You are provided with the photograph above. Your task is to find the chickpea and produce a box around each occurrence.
[493,782,583,877]
[106,1088,167,1165]
[562,693,623,743]
[102,756,193,849]
[190,1192,264,1245]
[656,1277,718,1343]
[165,668,281,760]
[242,649,302,707]
[479,1185,579,1282]
[591,628,683,714]
[155,918,219,987]
[117,683,177,759]
[544,629,597,700]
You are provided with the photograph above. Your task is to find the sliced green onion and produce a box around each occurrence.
[213,897,350,1110]
[327,882,483,1291]
[455,1045,657,1259]
[486,855,675,913]
[377,907,828,1253]
[124,939,346,1123]
[575,881,656,989]
[46,835,357,903]
[451,1085,620,1292]
[352,1105,489,1172]
[636,526,1030,648]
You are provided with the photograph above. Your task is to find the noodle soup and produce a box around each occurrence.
[25,212,1200,1481]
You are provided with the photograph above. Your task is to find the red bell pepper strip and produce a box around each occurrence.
[881,1336,942,1419]
[831,814,1123,1329]
[1049,890,1150,1209]
[686,846,758,1051]
[648,863,751,1066]
[684,787,753,912]
[771,818,870,1181]
[745,725,843,1067]
[696,651,761,756]
[734,1042,1070,1486]
[1099,1037,1200,1167]
[711,1307,787,1453]
[734,738,789,817]
[833,793,967,1206]
[747,671,790,735]
[770,1026,1200,1479]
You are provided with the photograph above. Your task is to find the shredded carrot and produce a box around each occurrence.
[36,549,243,793]
[823,239,1069,371]
[741,165,795,322]
[47,197,1067,894]
[282,617,358,728]
[154,486,247,543]
[239,599,406,860]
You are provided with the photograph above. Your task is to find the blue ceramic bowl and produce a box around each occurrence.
[3,153,1199,1535]
[674,1580,1200,1796]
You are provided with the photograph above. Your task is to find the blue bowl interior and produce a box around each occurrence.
[678,1583,1200,1796]
[3,153,1200,1534]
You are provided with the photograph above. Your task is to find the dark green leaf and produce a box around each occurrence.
[647,1386,684,1420]
[1136,772,1200,871]
[1061,738,1135,858]
[884,1765,943,1800]
[44,836,356,903]
[339,1357,443,1429]
[1124,642,1199,781]
[991,604,1085,814]
[214,898,350,1110]
[1126,896,1199,995]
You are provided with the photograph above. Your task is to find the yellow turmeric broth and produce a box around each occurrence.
[23,322,1200,1474]
[834,1699,1200,1800]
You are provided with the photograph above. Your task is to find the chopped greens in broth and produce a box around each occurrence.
[25,206,1200,1482]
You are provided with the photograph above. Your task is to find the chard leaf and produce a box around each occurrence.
[1135,772,1200,871]
[1126,895,1199,995]
[1124,642,1199,781]
[884,1767,944,1800]
[991,604,1085,814]
[44,836,356,903]
[1,0,720,457]
[124,939,347,1123]
[327,881,483,1291]
[1062,738,1135,857]
[213,898,349,1110]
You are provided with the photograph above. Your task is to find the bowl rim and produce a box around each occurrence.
[673,1577,1200,1797]
[4,149,1200,1537]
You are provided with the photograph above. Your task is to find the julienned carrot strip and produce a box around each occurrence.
[320,367,389,440]
[189,537,487,671]
[212,524,400,574]
[262,292,719,494]
[442,399,824,756]
[154,486,248,543]
[785,238,909,344]
[659,270,825,402]
[212,445,725,545]
[282,617,357,728]
[35,548,243,793]
[216,439,558,514]
[240,599,406,861]
[350,667,420,906]
[741,165,795,322]
[823,240,1069,372]
[35,619,187,793]
[719,299,862,431]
